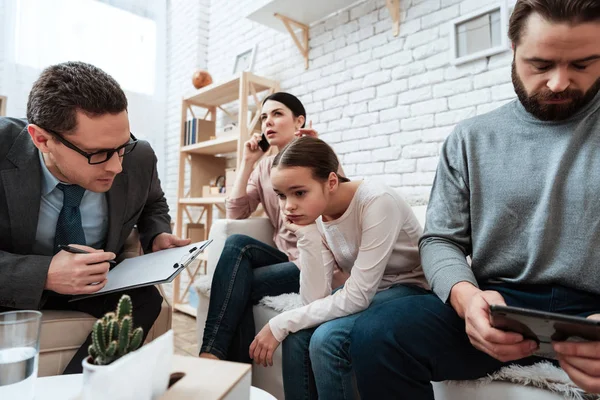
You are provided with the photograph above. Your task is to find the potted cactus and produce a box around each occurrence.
[80,294,174,400]
[82,294,143,371]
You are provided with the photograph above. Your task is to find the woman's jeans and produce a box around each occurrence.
[282,283,430,400]
[201,234,300,362]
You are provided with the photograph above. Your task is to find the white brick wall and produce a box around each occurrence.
[164,0,210,210]
[163,0,519,205]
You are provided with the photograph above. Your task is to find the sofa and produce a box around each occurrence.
[38,229,172,376]
[195,207,567,400]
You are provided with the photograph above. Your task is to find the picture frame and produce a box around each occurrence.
[0,95,6,116]
[449,2,510,66]
[232,45,257,75]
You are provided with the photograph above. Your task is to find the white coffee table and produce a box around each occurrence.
[35,374,276,400]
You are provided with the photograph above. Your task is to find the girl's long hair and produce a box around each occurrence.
[272,136,350,183]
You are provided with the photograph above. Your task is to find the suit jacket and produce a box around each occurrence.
[0,117,172,310]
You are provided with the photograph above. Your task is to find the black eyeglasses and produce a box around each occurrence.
[45,129,138,165]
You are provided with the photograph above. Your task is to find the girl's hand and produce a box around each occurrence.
[281,212,303,233]
[281,211,317,234]
[242,132,264,165]
[332,266,350,289]
[249,324,280,367]
[295,120,318,138]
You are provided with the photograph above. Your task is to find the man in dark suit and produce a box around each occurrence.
[0,61,190,373]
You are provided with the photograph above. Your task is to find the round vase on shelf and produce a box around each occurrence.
[192,70,213,89]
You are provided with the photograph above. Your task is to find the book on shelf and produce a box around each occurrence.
[183,118,216,146]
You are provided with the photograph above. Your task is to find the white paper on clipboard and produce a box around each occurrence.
[70,240,211,301]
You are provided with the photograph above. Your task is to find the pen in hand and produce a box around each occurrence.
[58,244,117,266]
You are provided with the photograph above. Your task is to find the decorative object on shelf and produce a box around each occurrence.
[202,185,227,197]
[233,45,257,74]
[0,95,6,116]
[191,70,213,89]
[86,295,143,367]
[214,175,226,190]
[202,175,227,197]
[223,122,237,132]
[225,167,237,192]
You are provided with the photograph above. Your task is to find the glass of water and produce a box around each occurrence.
[0,311,43,400]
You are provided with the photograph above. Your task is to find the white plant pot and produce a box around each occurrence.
[79,331,173,400]
[81,356,108,400]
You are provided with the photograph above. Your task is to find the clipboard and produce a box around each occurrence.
[70,240,212,302]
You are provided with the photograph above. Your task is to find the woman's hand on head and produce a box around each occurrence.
[243,132,265,165]
[295,120,318,138]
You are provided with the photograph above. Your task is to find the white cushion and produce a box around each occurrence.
[206,218,275,275]
[432,381,565,400]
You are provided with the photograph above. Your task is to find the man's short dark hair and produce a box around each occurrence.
[26,61,128,134]
[509,0,600,46]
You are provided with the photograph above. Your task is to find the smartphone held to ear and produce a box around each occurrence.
[258,132,270,152]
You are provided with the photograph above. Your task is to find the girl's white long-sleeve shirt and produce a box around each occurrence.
[268,181,429,342]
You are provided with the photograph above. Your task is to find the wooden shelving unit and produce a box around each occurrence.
[180,134,238,155]
[173,72,279,316]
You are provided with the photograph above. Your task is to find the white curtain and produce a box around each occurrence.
[0,0,168,175]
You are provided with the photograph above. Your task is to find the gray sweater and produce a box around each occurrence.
[420,92,600,302]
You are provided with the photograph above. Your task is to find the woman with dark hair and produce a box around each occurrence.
[199,93,346,363]
[249,136,429,399]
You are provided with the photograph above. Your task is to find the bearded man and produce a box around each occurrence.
[349,0,600,398]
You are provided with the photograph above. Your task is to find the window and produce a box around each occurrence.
[14,0,156,95]
[450,3,509,65]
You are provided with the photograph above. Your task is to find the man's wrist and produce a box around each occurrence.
[449,281,481,319]
[150,232,166,250]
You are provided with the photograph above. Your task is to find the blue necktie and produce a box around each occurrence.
[54,183,86,254]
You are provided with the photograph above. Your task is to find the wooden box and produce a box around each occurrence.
[161,355,251,400]
[186,223,206,243]
[202,185,227,198]
[184,119,216,145]
[196,119,216,142]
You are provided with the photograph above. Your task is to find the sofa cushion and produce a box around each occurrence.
[38,310,97,376]
[206,218,275,275]
[40,310,96,352]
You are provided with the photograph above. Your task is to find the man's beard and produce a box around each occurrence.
[512,61,600,122]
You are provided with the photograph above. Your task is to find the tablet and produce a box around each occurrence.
[489,305,600,359]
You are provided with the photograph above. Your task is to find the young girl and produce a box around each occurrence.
[200,92,340,363]
[249,136,430,399]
